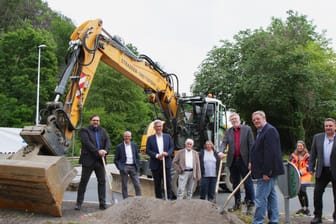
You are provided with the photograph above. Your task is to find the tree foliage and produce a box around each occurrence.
[0,25,58,126]
[193,10,336,151]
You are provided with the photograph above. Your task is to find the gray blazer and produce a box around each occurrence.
[309,133,336,179]
[220,124,254,168]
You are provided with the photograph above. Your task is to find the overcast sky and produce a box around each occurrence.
[45,0,336,95]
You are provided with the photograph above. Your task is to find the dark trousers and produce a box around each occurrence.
[298,184,309,207]
[76,161,106,205]
[200,176,217,201]
[120,165,142,199]
[229,157,255,204]
[313,167,336,219]
[151,163,172,199]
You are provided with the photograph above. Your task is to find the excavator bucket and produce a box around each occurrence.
[0,151,77,216]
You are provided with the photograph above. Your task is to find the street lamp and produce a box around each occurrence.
[36,44,47,125]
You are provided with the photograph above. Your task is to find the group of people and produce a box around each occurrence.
[219,110,284,224]
[73,113,336,224]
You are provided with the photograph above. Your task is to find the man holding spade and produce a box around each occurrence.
[146,119,174,199]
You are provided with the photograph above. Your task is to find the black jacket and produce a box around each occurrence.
[309,133,336,180]
[79,125,111,167]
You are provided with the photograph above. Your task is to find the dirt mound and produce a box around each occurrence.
[92,197,244,224]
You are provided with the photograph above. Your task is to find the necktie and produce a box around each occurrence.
[95,131,100,150]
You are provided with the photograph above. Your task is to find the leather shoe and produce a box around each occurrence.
[99,204,107,210]
[74,204,81,210]
[310,216,322,224]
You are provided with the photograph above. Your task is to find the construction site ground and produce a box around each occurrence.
[0,197,334,224]
[1,165,334,223]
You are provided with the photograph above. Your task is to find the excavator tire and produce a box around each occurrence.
[0,154,77,217]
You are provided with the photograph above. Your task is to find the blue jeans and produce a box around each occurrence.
[199,177,217,201]
[253,177,279,224]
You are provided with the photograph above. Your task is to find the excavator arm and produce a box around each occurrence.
[24,19,179,156]
[39,19,179,152]
[0,19,180,216]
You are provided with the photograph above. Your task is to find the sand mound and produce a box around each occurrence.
[92,197,244,224]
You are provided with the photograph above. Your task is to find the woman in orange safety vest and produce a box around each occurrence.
[289,140,312,216]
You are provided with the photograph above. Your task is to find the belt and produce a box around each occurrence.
[184,169,193,172]
[125,164,135,166]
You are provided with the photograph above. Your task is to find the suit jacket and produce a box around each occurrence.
[308,133,336,179]
[173,149,201,180]
[251,123,284,179]
[79,125,111,167]
[114,142,141,172]
[146,133,174,170]
[220,124,254,167]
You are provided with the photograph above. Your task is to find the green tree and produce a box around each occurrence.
[0,25,58,126]
[193,11,336,151]
[192,40,239,106]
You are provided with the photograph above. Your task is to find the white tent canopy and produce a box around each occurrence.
[0,127,26,154]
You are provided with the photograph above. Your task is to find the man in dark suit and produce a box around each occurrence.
[114,131,142,199]
[309,118,336,224]
[219,112,255,213]
[146,119,174,199]
[75,114,111,210]
[250,111,284,224]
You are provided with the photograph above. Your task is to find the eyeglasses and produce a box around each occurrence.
[154,126,162,128]
[91,120,100,122]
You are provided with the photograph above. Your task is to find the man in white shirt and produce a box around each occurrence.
[173,139,201,199]
[114,131,142,199]
[146,120,174,199]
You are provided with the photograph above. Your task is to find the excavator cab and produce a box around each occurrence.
[175,96,227,151]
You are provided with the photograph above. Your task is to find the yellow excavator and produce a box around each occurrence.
[0,19,229,216]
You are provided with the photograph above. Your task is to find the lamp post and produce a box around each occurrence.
[36,44,47,125]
